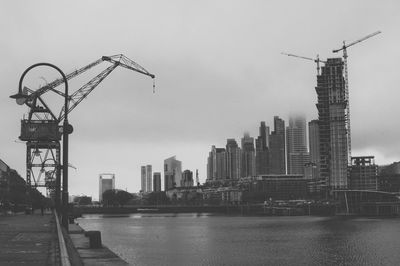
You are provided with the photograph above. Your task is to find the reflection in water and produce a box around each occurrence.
[78,214,400,266]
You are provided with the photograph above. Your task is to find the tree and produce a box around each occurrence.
[102,189,133,206]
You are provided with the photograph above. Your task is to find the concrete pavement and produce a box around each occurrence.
[0,212,59,265]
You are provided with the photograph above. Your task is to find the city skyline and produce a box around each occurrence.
[1,1,399,198]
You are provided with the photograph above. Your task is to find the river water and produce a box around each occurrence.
[77,214,400,266]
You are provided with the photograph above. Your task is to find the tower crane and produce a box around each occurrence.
[332,31,381,163]
[13,54,155,193]
[281,52,326,75]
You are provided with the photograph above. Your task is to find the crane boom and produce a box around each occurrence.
[281,52,326,74]
[332,31,381,53]
[21,54,155,123]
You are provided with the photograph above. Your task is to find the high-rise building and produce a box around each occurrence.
[226,139,242,179]
[316,58,350,190]
[308,120,320,179]
[269,116,286,174]
[141,166,146,192]
[207,146,227,181]
[349,156,377,190]
[241,133,256,177]
[146,165,152,192]
[181,169,194,187]
[153,172,161,192]
[164,156,182,191]
[99,173,115,202]
[286,115,309,175]
[256,122,269,175]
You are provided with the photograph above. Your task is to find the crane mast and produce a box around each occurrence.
[333,31,381,163]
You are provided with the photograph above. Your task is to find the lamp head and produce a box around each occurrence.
[10,86,30,105]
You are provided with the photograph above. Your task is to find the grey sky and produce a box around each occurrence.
[1,0,399,199]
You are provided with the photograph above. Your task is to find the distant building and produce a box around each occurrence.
[349,156,377,190]
[269,116,286,174]
[256,122,269,175]
[181,170,194,187]
[315,58,350,190]
[153,172,161,192]
[226,139,242,180]
[164,156,182,191]
[207,146,226,181]
[99,173,115,202]
[146,165,152,192]
[141,166,146,192]
[286,115,309,175]
[308,120,320,178]
[241,132,256,177]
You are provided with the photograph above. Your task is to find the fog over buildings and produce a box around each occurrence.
[1,1,400,198]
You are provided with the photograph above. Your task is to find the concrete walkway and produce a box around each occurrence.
[0,212,59,266]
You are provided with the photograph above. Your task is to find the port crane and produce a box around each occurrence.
[281,52,326,75]
[333,31,381,162]
[13,54,155,196]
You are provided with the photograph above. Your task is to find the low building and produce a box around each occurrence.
[243,175,307,201]
[349,156,378,191]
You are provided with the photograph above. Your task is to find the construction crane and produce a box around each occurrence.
[13,54,155,192]
[19,54,155,123]
[333,31,381,163]
[281,52,326,75]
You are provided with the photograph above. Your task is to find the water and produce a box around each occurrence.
[78,214,400,266]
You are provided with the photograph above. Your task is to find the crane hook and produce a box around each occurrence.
[152,78,155,93]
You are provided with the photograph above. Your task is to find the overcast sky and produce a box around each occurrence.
[1,0,399,199]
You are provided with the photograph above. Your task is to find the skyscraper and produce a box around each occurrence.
[153,172,161,192]
[256,122,269,175]
[146,165,152,192]
[286,115,309,175]
[308,120,320,179]
[316,58,350,190]
[207,145,227,181]
[241,133,256,178]
[99,173,115,202]
[141,166,146,192]
[164,156,182,191]
[269,116,286,174]
[226,139,242,180]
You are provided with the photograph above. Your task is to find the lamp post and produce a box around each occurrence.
[10,63,70,231]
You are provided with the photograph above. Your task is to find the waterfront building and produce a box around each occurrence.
[146,165,152,192]
[256,122,269,175]
[226,139,242,180]
[315,58,350,190]
[269,116,286,174]
[246,174,307,201]
[153,172,162,192]
[241,133,256,178]
[349,156,378,190]
[99,173,115,202]
[286,115,309,175]
[207,145,227,181]
[181,169,194,187]
[164,156,182,191]
[141,166,146,192]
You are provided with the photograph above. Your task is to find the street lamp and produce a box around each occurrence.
[10,62,71,231]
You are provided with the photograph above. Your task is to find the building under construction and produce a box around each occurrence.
[315,58,350,191]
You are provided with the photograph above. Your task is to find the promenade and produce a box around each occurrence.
[0,212,59,265]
